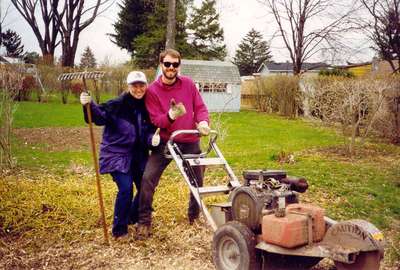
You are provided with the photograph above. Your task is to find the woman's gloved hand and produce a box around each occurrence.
[151,128,161,147]
[80,92,92,105]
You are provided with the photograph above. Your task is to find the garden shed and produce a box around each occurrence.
[157,59,241,112]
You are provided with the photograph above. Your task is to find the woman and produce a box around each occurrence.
[80,71,160,239]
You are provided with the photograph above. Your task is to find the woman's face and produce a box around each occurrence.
[128,82,147,99]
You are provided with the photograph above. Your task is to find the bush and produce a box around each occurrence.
[17,75,37,101]
[0,66,22,169]
[70,82,84,98]
[37,64,63,92]
[33,64,157,104]
[370,76,400,144]
[252,75,302,117]
[319,68,354,78]
[306,76,398,154]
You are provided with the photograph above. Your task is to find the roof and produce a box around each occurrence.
[180,59,241,84]
[0,56,24,64]
[258,62,330,73]
[0,56,9,63]
[335,62,372,69]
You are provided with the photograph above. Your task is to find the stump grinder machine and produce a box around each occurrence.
[167,130,385,270]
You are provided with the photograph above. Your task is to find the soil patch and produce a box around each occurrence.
[13,127,102,152]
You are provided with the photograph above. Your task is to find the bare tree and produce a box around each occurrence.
[1,0,13,44]
[0,66,22,169]
[11,0,61,64]
[53,0,112,67]
[307,77,391,156]
[165,0,176,49]
[260,0,356,75]
[360,0,400,73]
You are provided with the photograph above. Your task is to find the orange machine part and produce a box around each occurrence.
[286,203,326,241]
[261,203,326,248]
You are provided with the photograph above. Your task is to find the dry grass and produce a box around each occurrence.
[1,167,399,269]
[0,168,214,269]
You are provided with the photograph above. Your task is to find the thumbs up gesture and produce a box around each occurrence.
[151,128,161,147]
[168,98,186,120]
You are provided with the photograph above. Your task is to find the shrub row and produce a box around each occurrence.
[7,64,156,104]
[247,74,400,144]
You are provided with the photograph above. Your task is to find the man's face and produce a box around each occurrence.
[128,82,147,99]
[161,55,180,81]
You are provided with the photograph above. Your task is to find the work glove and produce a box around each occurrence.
[197,121,210,136]
[80,92,91,105]
[168,98,186,120]
[151,128,161,147]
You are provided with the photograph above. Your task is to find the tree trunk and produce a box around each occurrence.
[293,57,302,75]
[61,37,78,68]
[394,96,400,144]
[165,0,176,49]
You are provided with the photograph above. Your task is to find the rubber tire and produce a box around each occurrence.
[335,251,381,270]
[212,221,259,270]
[260,252,322,270]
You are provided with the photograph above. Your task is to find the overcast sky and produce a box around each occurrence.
[2,0,375,65]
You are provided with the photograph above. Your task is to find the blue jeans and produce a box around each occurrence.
[110,164,143,237]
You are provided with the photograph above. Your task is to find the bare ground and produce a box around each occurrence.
[0,222,341,270]
[13,127,103,152]
[6,127,399,269]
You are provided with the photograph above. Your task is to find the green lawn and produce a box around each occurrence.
[3,100,400,265]
[14,92,116,128]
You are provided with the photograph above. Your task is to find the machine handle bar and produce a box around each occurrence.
[167,129,218,144]
[165,130,218,159]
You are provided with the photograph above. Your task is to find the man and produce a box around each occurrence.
[137,49,210,239]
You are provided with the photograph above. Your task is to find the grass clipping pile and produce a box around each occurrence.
[0,171,213,269]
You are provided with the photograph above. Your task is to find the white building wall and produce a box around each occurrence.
[200,84,241,112]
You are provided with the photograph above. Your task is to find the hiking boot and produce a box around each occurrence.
[188,214,199,225]
[136,224,152,240]
[128,216,138,225]
[113,233,130,243]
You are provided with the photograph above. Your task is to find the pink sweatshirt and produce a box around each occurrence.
[145,75,209,143]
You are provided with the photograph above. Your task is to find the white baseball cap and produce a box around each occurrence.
[126,71,147,85]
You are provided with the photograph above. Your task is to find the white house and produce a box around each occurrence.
[257,62,330,76]
[157,59,242,112]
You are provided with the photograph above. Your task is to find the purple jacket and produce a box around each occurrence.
[83,93,155,174]
[145,75,209,143]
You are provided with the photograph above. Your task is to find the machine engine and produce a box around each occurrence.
[230,170,309,232]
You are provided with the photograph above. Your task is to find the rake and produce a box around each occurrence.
[58,71,109,245]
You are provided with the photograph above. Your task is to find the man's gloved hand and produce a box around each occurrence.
[168,98,186,120]
[197,121,210,136]
[80,92,92,105]
[151,128,160,147]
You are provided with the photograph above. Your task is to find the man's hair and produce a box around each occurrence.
[159,49,181,63]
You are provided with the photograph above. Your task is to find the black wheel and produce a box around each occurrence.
[261,252,322,270]
[212,221,259,270]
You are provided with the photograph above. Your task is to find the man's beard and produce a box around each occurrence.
[162,68,177,80]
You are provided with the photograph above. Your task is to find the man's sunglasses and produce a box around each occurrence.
[162,61,180,68]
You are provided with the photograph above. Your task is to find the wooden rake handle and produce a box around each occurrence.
[84,77,109,245]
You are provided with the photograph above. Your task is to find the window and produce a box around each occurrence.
[198,82,228,93]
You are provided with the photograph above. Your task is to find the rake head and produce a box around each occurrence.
[57,71,105,81]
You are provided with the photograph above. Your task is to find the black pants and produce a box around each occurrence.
[138,141,204,225]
